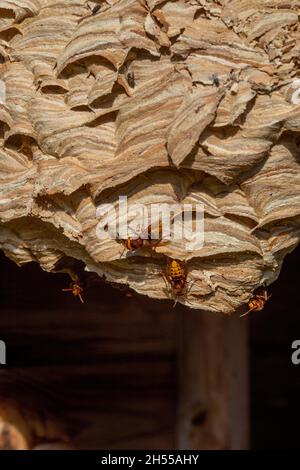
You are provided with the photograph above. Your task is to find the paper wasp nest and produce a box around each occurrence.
[1,0,300,313]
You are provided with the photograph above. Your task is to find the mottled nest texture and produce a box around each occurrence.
[1,0,300,313]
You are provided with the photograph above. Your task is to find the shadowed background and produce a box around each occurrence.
[0,246,299,449]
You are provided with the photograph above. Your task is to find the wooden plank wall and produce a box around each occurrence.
[0,252,249,449]
[177,310,249,450]
[0,254,177,449]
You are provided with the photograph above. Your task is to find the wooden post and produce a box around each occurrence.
[176,309,249,450]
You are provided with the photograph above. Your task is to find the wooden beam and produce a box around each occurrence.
[176,309,249,450]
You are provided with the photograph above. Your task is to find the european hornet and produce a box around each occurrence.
[62,280,84,303]
[120,235,144,251]
[162,259,195,306]
[240,286,271,318]
[119,222,163,255]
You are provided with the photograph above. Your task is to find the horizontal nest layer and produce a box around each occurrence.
[1,0,300,312]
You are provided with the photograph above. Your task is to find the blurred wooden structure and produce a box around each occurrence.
[0,253,249,450]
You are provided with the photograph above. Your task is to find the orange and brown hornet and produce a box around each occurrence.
[62,281,84,303]
[162,259,196,306]
[119,222,163,254]
[240,286,271,318]
[162,259,187,295]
